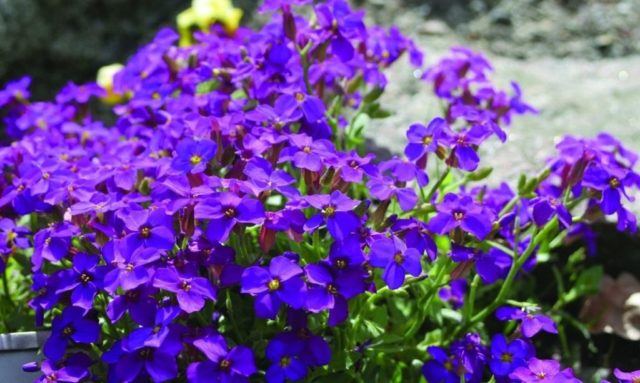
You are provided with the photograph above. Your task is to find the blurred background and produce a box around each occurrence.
[1,0,639,178]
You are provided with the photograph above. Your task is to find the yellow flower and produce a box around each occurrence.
[177,0,243,46]
[96,63,124,104]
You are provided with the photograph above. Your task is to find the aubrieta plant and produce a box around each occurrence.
[0,0,639,382]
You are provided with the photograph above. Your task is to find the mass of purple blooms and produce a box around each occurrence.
[1,0,639,382]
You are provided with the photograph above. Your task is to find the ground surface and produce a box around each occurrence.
[362,0,640,203]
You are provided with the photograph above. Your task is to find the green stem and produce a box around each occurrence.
[298,42,313,95]
[405,258,452,339]
[464,274,480,320]
[424,167,451,203]
[2,269,14,308]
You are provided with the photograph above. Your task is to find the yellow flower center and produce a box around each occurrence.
[295,92,305,102]
[220,359,231,371]
[324,206,336,217]
[423,135,433,145]
[280,356,291,367]
[453,211,465,221]
[80,272,92,284]
[224,207,236,218]
[140,227,151,238]
[393,252,404,264]
[500,352,513,363]
[609,177,620,188]
[268,279,281,292]
[180,280,192,292]
[190,155,203,165]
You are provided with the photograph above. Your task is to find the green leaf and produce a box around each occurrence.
[363,87,384,103]
[196,79,219,94]
[564,266,603,303]
[467,167,493,181]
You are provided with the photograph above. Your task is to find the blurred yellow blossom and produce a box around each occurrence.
[177,0,243,46]
[96,63,124,104]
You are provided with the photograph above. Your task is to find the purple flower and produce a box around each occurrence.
[328,235,366,269]
[103,243,161,292]
[241,256,305,319]
[0,75,31,102]
[489,334,532,377]
[243,157,298,197]
[122,208,176,251]
[509,358,580,383]
[56,82,106,104]
[614,368,640,383]
[277,93,326,123]
[32,223,76,270]
[279,134,335,172]
[444,125,489,172]
[404,117,446,161]
[475,248,512,284]
[56,253,105,311]
[304,190,360,240]
[106,306,182,381]
[187,334,257,383]
[171,138,217,174]
[367,176,418,211]
[43,307,99,362]
[282,311,332,367]
[422,346,462,383]
[369,236,422,289]
[153,267,217,313]
[583,163,634,215]
[429,193,493,240]
[259,0,311,13]
[196,193,265,243]
[304,262,365,326]
[531,194,573,229]
[314,0,365,62]
[107,286,158,326]
[265,337,308,383]
[438,279,467,309]
[35,354,91,383]
[496,306,557,338]
[449,333,488,381]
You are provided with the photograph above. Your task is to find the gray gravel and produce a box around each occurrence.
[364,7,640,189]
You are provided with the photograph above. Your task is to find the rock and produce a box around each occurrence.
[417,20,450,35]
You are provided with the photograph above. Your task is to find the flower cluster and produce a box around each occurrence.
[0,0,638,382]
